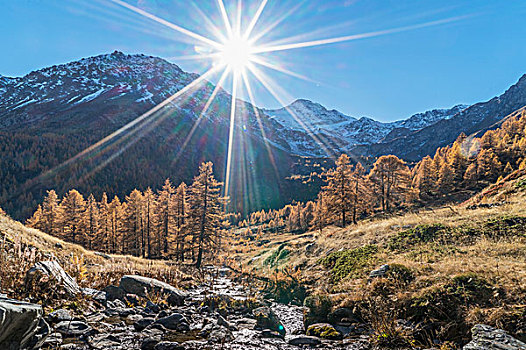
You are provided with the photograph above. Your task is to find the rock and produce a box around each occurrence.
[95,252,111,259]
[369,264,389,278]
[306,322,342,340]
[104,285,126,302]
[271,302,304,335]
[141,336,160,350]
[208,325,234,343]
[26,260,80,296]
[145,301,161,314]
[119,275,186,306]
[154,313,190,331]
[253,306,285,335]
[463,324,526,350]
[261,329,284,339]
[81,288,106,304]
[234,317,258,329]
[47,309,73,323]
[26,318,50,350]
[42,332,63,347]
[154,341,184,350]
[55,320,92,337]
[134,317,155,331]
[217,314,237,331]
[288,335,321,346]
[0,297,46,350]
[328,307,359,326]
[54,242,63,249]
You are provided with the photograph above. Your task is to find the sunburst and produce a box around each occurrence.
[33,0,470,199]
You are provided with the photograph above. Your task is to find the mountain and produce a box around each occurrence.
[0,51,323,219]
[352,75,526,161]
[265,100,467,155]
[1,51,525,219]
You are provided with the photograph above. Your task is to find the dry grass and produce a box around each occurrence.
[0,213,194,305]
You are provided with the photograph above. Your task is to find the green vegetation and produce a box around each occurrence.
[263,243,290,267]
[385,263,415,286]
[306,323,341,339]
[319,245,378,282]
[516,177,526,189]
[388,223,450,251]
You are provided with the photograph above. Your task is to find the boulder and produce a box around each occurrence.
[0,297,47,350]
[369,264,389,278]
[104,285,126,302]
[306,322,342,340]
[154,313,190,331]
[154,341,184,350]
[287,335,321,346]
[328,307,359,325]
[463,324,526,350]
[55,320,92,337]
[26,260,80,296]
[253,306,285,335]
[119,275,186,306]
[46,309,73,323]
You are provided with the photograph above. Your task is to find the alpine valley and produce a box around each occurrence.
[1,51,525,219]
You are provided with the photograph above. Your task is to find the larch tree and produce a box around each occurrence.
[61,189,86,244]
[27,204,44,231]
[174,182,188,261]
[109,196,123,253]
[85,194,98,250]
[143,187,155,258]
[124,189,144,257]
[42,189,62,235]
[368,155,411,212]
[157,179,175,256]
[323,154,354,227]
[98,193,111,253]
[350,162,369,224]
[413,156,437,201]
[187,162,225,269]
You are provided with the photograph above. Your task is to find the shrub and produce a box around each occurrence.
[388,224,450,251]
[264,266,306,304]
[263,244,290,267]
[386,263,415,286]
[319,245,378,282]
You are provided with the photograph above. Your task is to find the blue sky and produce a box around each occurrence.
[1,0,525,122]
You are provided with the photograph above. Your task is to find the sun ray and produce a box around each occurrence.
[36,66,220,184]
[190,1,228,43]
[250,1,304,43]
[110,0,221,48]
[217,0,233,37]
[173,66,231,164]
[236,0,242,34]
[254,15,471,54]
[250,56,317,83]
[243,0,268,39]
[224,71,239,195]
[248,64,335,158]
[241,70,279,177]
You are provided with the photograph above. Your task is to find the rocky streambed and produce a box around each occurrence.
[1,263,524,350]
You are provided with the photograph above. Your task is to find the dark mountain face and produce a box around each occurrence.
[352,75,526,161]
[0,52,321,219]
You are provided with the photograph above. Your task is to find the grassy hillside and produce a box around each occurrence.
[226,171,526,346]
[0,211,192,306]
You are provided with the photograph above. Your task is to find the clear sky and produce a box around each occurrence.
[1,0,526,122]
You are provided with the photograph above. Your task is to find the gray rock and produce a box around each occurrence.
[119,275,186,306]
[81,288,106,304]
[0,297,45,350]
[154,313,190,331]
[369,264,389,278]
[42,332,63,347]
[26,260,80,296]
[141,336,160,350]
[47,309,73,323]
[261,329,284,339]
[104,285,126,302]
[154,341,183,350]
[134,317,155,331]
[287,335,321,346]
[208,325,234,343]
[328,307,358,325]
[253,306,285,335]
[55,320,92,337]
[463,324,526,350]
[271,302,304,336]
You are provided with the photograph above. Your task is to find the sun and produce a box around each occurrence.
[218,33,255,73]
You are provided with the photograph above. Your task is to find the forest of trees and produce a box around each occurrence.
[26,110,526,259]
[26,162,229,267]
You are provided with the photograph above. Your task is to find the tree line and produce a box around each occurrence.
[238,110,526,233]
[26,162,228,268]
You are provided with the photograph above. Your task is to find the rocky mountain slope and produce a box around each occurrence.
[1,51,525,219]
